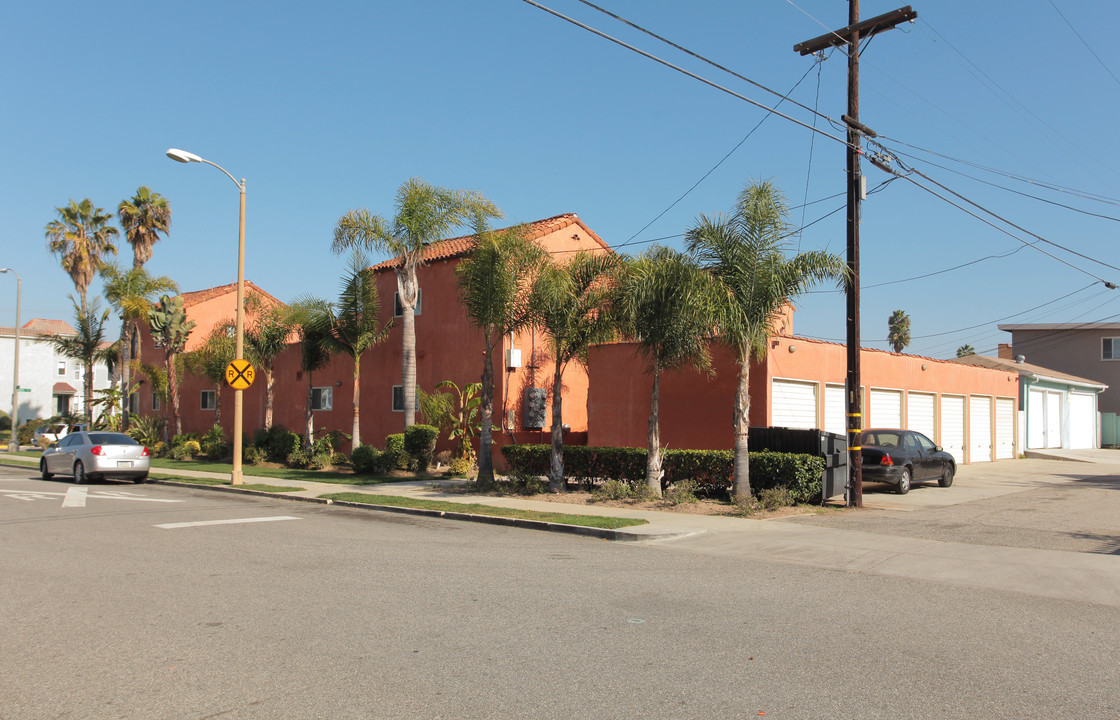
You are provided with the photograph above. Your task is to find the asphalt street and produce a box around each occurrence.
[1,464,1117,719]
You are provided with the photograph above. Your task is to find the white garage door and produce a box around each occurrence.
[907,392,936,440]
[772,379,818,429]
[870,389,902,428]
[825,384,846,436]
[970,395,993,463]
[996,397,1015,459]
[941,395,965,464]
[1028,388,1046,449]
[1069,392,1097,449]
[1046,390,1062,448]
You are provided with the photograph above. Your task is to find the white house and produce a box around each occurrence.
[0,318,112,427]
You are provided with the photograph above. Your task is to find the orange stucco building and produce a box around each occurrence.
[134,213,1018,467]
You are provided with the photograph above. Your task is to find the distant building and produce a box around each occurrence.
[0,319,112,424]
[998,323,1120,414]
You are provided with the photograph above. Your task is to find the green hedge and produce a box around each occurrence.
[499,444,823,502]
[404,424,439,471]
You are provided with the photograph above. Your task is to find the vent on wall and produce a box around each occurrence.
[524,388,547,430]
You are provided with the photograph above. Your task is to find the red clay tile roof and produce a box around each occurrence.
[19,319,77,336]
[369,213,611,272]
[180,280,284,308]
[53,382,77,394]
[952,354,1107,388]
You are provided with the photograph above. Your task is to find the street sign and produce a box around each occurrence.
[17,388,29,392]
[225,359,255,390]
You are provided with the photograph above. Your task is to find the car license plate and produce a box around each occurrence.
[117,461,133,467]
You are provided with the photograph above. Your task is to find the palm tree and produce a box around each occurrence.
[244,301,295,430]
[455,221,546,486]
[294,320,333,451]
[686,180,847,500]
[50,298,113,424]
[888,310,911,353]
[182,321,237,428]
[291,250,392,451]
[956,344,976,358]
[117,186,172,268]
[45,199,119,314]
[529,250,622,492]
[332,178,501,429]
[614,246,716,496]
[100,262,178,431]
[148,295,196,436]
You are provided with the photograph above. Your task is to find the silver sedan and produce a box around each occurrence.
[40,431,152,483]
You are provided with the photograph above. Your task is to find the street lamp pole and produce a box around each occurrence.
[1,269,20,452]
[166,148,246,485]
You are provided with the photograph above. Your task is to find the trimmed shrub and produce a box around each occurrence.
[171,433,199,448]
[385,433,409,470]
[151,441,169,458]
[243,445,264,465]
[447,456,472,477]
[663,478,699,506]
[404,424,439,472]
[253,428,271,449]
[171,439,201,460]
[331,451,349,467]
[351,445,382,474]
[267,428,301,463]
[307,450,333,471]
[285,449,310,469]
[747,451,824,504]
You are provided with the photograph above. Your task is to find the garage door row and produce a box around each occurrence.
[771,379,1017,464]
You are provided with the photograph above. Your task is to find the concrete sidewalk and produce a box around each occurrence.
[4,451,1119,607]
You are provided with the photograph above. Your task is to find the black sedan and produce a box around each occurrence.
[860,429,955,494]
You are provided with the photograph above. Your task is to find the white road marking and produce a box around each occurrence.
[61,487,87,508]
[154,516,301,530]
[0,488,183,505]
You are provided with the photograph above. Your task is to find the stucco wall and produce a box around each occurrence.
[1006,328,1117,413]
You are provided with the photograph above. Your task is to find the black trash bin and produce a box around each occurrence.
[748,426,847,503]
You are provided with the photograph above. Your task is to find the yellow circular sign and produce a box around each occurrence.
[225,359,255,390]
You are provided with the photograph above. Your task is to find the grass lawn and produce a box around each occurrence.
[148,458,390,485]
[321,492,649,530]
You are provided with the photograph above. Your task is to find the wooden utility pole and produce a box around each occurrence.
[795,4,917,508]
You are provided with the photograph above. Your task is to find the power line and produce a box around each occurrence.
[1045,0,1120,90]
[518,0,854,150]
[797,60,825,251]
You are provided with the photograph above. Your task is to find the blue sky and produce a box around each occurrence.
[3,0,1118,360]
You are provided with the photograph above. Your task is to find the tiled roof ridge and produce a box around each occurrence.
[370,213,609,272]
[180,280,284,308]
[11,318,78,337]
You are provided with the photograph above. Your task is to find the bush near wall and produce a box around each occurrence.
[404,425,439,472]
[499,444,824,502]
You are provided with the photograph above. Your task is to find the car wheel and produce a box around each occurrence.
[73,461,86,484]
[40,460,53,481]
[133,473,150,484]
[938,465,954,488]
[895,467,911,495]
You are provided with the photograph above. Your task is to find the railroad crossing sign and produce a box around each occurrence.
[225,358,255,390]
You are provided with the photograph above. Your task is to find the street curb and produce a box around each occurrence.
[151,478,653,541]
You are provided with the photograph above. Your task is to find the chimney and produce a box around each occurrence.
[998,343,1014,359]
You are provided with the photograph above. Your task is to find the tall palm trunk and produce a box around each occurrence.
[167,350,182,436]
[263,368,274,429]
[351,355,362,451]
[733,358,751,499]
[303,372,314,452]
[477,338,496,488]
[120,321,132,431]
[83,359,94,424]
[397,268,418,429]
[645,366,662,496]
[214,384,222,427]
[548,364,565,493]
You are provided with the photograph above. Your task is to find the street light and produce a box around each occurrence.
[166,148,247,485]
[0,269,20,452]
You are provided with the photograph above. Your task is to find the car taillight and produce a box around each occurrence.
[141,447,150,457]
[880,454,894,466]
[90,446,105,456]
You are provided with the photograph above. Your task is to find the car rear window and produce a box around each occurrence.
[88,433,138,446]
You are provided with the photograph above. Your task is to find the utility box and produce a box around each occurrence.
[748,426,848,503]
[506,348,522,369]
[524,388,547,430]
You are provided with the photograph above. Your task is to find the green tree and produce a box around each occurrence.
[529,250,622,492]
[454,221,546,486]
[614,246,716,496]
[45,199,119,315]
[419,380,485,463]
[50,298,114,424]
[182,321,236,428]
[291,250,392,451]
[686,180,847,500]
[332,178,501,429]
[888,309,911,353]
[956,344,976,358]
[148,295,196,436]
[100,262,178,431]
[117,186,171,269]
[244,299,295,430]
[295,321,333,451]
